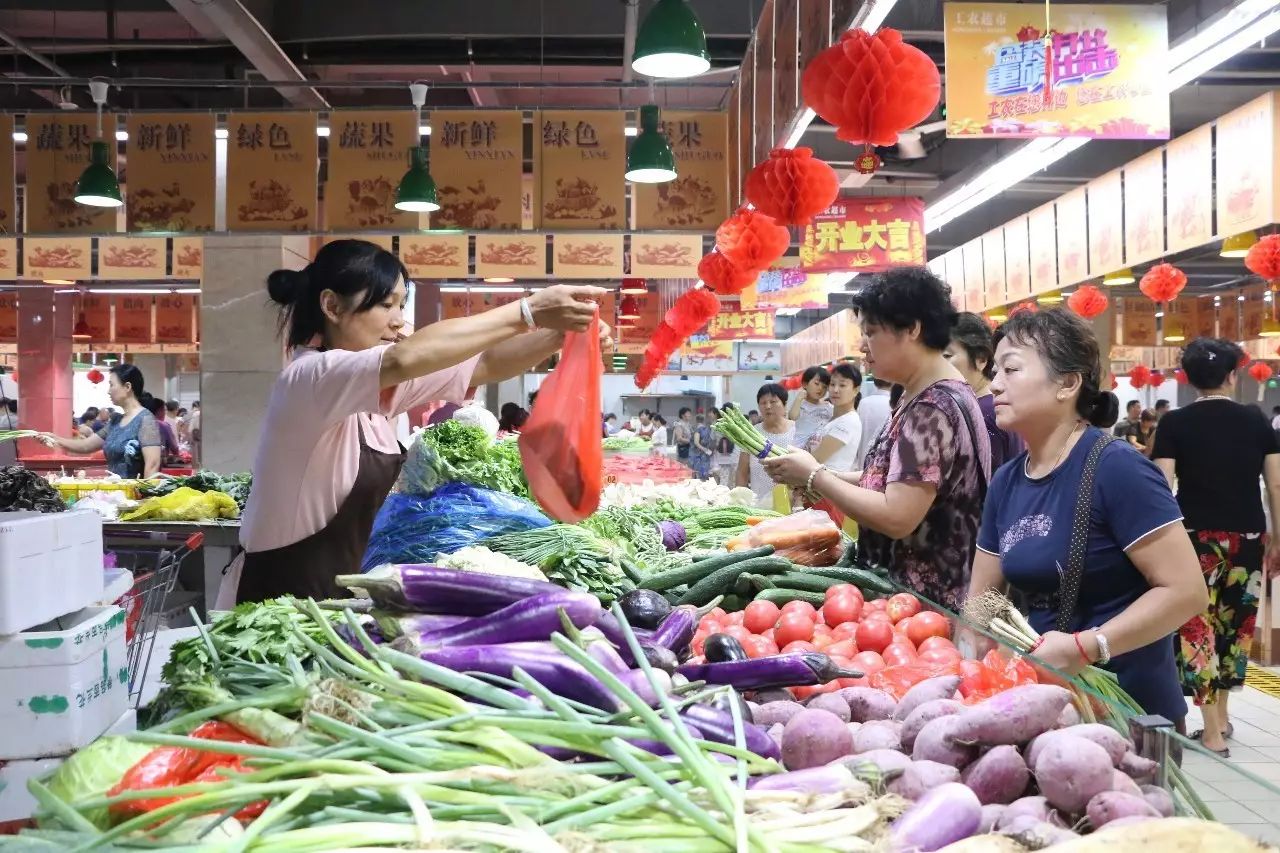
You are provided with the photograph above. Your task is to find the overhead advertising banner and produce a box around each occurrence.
[982,230,1005,307]
[1027,203,1057,295]
[474,234,546,280]
[553,233,624,279]
[1087,170,1123,276]
[82,294,110,341]
[738,340,783,372]
[1123,148,1164,266]
[617,291,663,354]
[155,294,194,343]
[325,109,419,232]
[1220,295,1241,341]
[172,237,203,279]
[1056,188,1088,287]
[0,292,15,342]
[126,112,216,232]
[226,112,316,232]
[634,111,730,231]
[680,339,736,372]
[799,197,926,273]
[97,237,167,280]
[26,114,119,233]
[1216,93,1277,237]
[963,241,984,311]
[943,3,1169,139]
[1003,216,1031,302]
[399,233,469,280]
[1191,295,1216,340]
[432,111,524,230]
[113,295,153,343]
[0,237,15,281]
[1119,296,1157,347]
[23,237,91,281]
[1164,123,1213,254]
[0,115,14,234]
[743,257,829,312]
[706,306,775,341]
[629,233,701,278]
[942,249,967,311]
[535,111,626,230]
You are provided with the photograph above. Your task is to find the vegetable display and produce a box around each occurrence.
[0,466,67,512]
[138,470,252,510]
[399,419,529,498]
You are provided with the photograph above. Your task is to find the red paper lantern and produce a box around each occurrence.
[1239,351,1252,370]
[1246,234,1280,283]
[85,368,104,384]
[1139,263,1187,303]
[620,277,648,295]
[744,147,840,226]
[1128,364,1152,389]
[801,28,941,148]
[1174,368,1189,385]
[618,295,641,320]
[1009,301,1038,316]
[715,209,790,272]
[664,288,720,338]
[1249,361,1274,384]
[1109,375,1118,391]
[782,375,804,391]
[1066,285,1109,320]
[698,251,757,296]
[650,321,681,357]
[1149,370,1165,387]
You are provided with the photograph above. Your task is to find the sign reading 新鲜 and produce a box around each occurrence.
[799,197,925,273]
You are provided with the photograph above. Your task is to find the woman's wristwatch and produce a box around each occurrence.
[1090,628,1111,665]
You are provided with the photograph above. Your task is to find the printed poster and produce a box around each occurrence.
[1215,93,1277,237]
[1027,203,1057,295]
[113,294,153,343]
[1220,296,1241,341]
[738,340,783,372]
[155,294,194,343]
[1243,286,1267,340]
[172,237,203,279]
[1120,296,1157,346]
[982,229,1005,307]
[125,112,216,231]
[325,109,419,231]
[1191,295,1217,340]
[97,237,167,280]
[0,115,14,234]
[1123,148,1164,266]
[536,111,625,229]
[1087,170,1123,276]
[1003,216,1031,302]
[799,197,926,273]
[23,237,91,281]
[0,292,15,342]
[25,114,119,233]
[1164,123,1212,254]
[944,3,1169,139]
[962,241,985,311]
[942,248,967,311]
[474,234,545,280]
[0,237,15,281]
[553,233,624,279]
[399,233,469,279]
[81,294,110,341]
[743,257,828,312]
[680,339,736,372]
[1056,187,1088,287]
[226,112,317,232]
[706,307,775,341]
[629,233,701,278]
[634,111,730,231]
[431,110,523,230]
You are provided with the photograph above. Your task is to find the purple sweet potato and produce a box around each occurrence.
[902,698,964,752]
[960,745,1030,805]
[1033,736,1114,815]
[912,714,978,769]
[1059,724,1132,765]
[997,816,1080,846]
[949,684,1073,746]
[781,708,852,770]
[994,796,1054,830]
[1055,702,1081,729]
[754,700,805,728]
[845,748,913,777]
[768,723,785,744]
[894,675,962,721]
[888,759,961,800]
[1110,769,1143,798]
[808,692,852,722]
[978,804,1006,834]
[1140,784,1174,817]
[1085,790,1161,828]
[889,782,982,852]
[838,686,898,722]
[1118,750,1158,782]
[853,721,903,754]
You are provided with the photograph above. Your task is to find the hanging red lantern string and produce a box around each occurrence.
[1009,300,1039,316]
[1109,375,1118,391]
[698,250,757,296]
[744,147,840,226]
[715,209,790,273]
[1128,364,1152,389]
[1066,285,1108,320]
[664,288,720,338]
[1245,234,1280,282]
[1239,351,1252,370]
[1173,368,1189,385]
[1249,361,1274,384]
[1138,263,1187,303]
[618,295,641,320]
[1149,370,1165,387]
[85,368,104,384]
[782,375,804,391]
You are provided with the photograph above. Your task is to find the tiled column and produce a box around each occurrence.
[199,235,311,473]
[17,288,74,440]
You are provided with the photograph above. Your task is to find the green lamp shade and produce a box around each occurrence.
[626,105,678,184]
[395,145,440,212]
[74,140,123,208]
[632,0,711,78]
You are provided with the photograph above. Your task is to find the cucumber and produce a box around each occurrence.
[720,594,746,612]
[771,571,843,594]
[804,566,897,595]
[754,588,827,607]
[674,556,793,606]
[618,556,645,584]
[733,572,755,598]
[744,573,776,592]
[641,546,775,590]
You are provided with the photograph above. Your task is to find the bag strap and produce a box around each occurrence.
[933,382,989,500]
[1054,432,1114,633]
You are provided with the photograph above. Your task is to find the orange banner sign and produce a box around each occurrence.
[1243,286,1267,340]
[1056,188,1087,287]
[630,233,702,278]
[634,111,730,231]
[1003,216,1031,302]
[113,295,153,343]
[325,109,419,231]
[800,197,926,273]
[25,114,119,233]
[155,294,194,343]
[97,237,167,280]
[1164,123,1213,254]
[226,112,317,232]
[432,111,523,230]
[126,113,216,232]
[82,294,110,341]
[706,306,775,341]
[474,234,546,280]
[1123,148,1164,266]
[1087,170,1123,276]
[1220,296,1241,341]
[0,237,15,281]
[172,237,203,279]
[23,237,91,281]
[982,230,1005,307]
[536,111,625,229]
[400,233,469,279]
[1120,297,1157,347]
[1216,93,1277,237]
[553,234,624,279]
[0,292,15,342]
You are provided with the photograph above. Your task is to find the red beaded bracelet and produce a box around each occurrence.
[1072,632,1091,664]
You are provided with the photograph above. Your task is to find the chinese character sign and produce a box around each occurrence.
[944,3,1169,140]
[705,308,776,341]
[634,111,730,230]
[113,295,153,343]
[431,111,523,230]
[126,113,216,231]
[325,110,420,231]
[680,339,736,372]
[97,237,166,280]
[1164,123,1212,254]
[225,112,316,232]
[155,294,194,343]
[1215,93,1278,237]
[26,114,119,233]
[536,110,625,229]
[799,197,926,273]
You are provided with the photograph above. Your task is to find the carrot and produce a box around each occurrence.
[745,516,770,526]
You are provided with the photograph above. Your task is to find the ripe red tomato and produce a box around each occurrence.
[793,681,840,701]
[886,593,922,623]
[863,598,888,613]
[822,593,863,627]
[907,611,951,647]
[761,628,776,643]
[774,614,815,647]
[851,650,886,676]
[725,611,745,627]
[742,600,781,635]
[882,642,918,668]
[705,607,727,623]
[831,621,860,641]
[855,619,894,655]
[780,600,818,620]
[824,583,860,601]
[781,640,817,655]
[723,625,754,646]
[742,635,779,659]
[838,675,869,688]
[893,615,914,637]
[812,634,834,651]
[691,633,708,657]
[918,645,962,666]
[826,638,857,659]
[698,618,722,635]
[917,635,956,653]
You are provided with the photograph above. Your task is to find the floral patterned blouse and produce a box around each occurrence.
[856,380,991,610]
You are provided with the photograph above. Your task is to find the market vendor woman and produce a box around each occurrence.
[233,239,607,603]
[39,364,163,479]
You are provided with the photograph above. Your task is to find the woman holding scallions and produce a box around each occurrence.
[39,364,163,479]
[231,239,610,604]
[736,382,796,505]
[965,308,1205,724]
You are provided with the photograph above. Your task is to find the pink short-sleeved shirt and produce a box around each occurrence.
[240,346,479,553]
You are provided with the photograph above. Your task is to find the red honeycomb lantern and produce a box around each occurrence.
[1066,285,1108,320]
[1149,370,1165,387]
[664,287,720,338]
[1249,361,1274,384]
[715,209,790,272]
[744,147,840,226]
[1174,369,1189,385]
[618,295,641,320]
[1139,263,1187,304]
[698,251,757,296]
[801,27,941,148]
[782,375,804,391]
[1246,234,1280,283]
[1128,364,1152,389]
[85,368,105,384]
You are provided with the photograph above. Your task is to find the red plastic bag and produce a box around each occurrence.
[520,311,603,522]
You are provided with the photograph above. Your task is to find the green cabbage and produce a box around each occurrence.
[41,735,154,830]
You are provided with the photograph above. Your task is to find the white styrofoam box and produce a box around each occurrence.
[99,568,134,605]
[0,510,104,635]
[0,606,128,760]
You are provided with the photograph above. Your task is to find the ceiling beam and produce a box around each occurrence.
[165,0,328,109]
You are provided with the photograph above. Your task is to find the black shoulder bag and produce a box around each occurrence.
[1051,432,1114,632]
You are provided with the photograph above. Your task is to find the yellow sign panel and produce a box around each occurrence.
[225,112,317,232]
[1216,93,1277,237]
[23,237,92,280]
[633,111,729,230]
[1123,148,1163,266]
[25,114,119,233]
[399,233,469,280]
[325,110,420,232]
[553,234,624,279]
[630,233,702,278]
[125,112,216,232]
[431,111,523,230]
[172,237,203,279]
[536,111,625,229]
[97,237,167,279]
[1087,170,1123,275]
[474,234,546,280]
[1164,123,1213,254]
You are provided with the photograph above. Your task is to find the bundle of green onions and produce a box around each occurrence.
[712,404,791,462]
[0,430,38,443]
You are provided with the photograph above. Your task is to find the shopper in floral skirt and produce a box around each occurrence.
[1153,337,1280,757]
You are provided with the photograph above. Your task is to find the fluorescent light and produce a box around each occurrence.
[420,125,431,136]
[12,131,25,143]
[115,130,128,141]
[317,126,330,137]
[215,128,229,140]
[87,287,200,294]
[625,127,638,137]
[783,108,817,149]
[859,0,899,32]
[1167,9,1280,88]
[1167,0,1277,68]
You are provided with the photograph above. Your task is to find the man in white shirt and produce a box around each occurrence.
[856,377,893,467]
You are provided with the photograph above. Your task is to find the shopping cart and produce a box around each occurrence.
[103,530,204,707]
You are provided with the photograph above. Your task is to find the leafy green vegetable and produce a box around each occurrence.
[42,736,154,829]
[482,525,631,603]
[399,421,529,498]
[138,471,252,510]
[601,435,651,452]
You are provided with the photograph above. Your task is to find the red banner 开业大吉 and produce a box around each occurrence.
[799,197,926,273]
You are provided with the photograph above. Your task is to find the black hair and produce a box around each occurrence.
[889,383,905,409]
[166,399,179,412]
[1155,399,1169,410]
[757,383,788,405]
[801,365,831,385]
[995,308,1118,428]
[950,312,997,380]
[605,413,617,421]
[79,407,99,424]
[528,391,538,408]
[831,362,863,410]
[5,399,14,414]
[1140,409,1158,423]
[144,397,166,417]
[872,376,893,390]
[639,408,651,417]
[267,238,408,349]
[850,266,957,351]
[654,415,667,426]
[111,364,157,411]
[499,405,527,433]
[1273,406,1280,415]
[678,406,691,417]
[1181,338,1244,391]
[1126,399,1140,411]
[747,409,759,418]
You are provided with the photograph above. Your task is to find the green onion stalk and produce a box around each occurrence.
[713,405,817,501]
[0,430,38,443]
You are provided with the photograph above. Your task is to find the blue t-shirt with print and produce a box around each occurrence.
[978,427,1186,721]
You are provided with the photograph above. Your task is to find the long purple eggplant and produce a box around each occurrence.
[413,643,618,711]
[373,612,470,640]
[681,703,782,762]
[594,611,674,670]
[677,653,863,691]
[337,564,562,614]
[397,591,601,648]
[649,605,698,654]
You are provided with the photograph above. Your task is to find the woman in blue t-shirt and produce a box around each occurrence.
[967,309,1207,725]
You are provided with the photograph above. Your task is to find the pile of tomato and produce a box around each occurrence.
[691,585,1037,702]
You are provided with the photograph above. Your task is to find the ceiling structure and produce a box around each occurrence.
[0,0,1274,326]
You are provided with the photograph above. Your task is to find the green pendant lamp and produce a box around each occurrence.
[631,0,711,79]
[626,105,678,184]
[395,82,440,213]
[74,80,123,208]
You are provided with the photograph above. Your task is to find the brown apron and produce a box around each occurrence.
[237,416,405,604]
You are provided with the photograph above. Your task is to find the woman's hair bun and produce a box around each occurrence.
[267,267,308,306]
[1083,390,1119,429]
